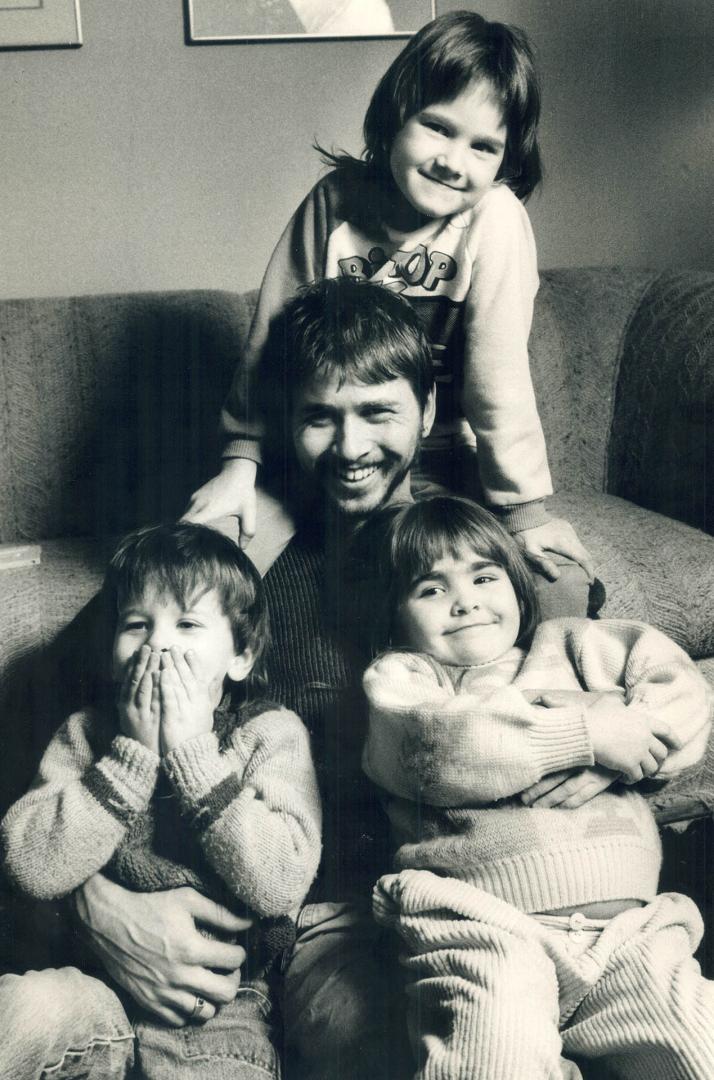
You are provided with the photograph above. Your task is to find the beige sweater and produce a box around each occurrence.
[1,700,322,919]
[363,618,711,914]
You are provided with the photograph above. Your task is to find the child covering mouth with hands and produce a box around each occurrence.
[0,521,321,1080]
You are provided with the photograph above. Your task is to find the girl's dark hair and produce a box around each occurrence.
[351,495,540,656]
[320,10,542,201]
[103,522,269,692]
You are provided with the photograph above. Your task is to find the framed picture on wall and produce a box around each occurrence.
[0,0,81,49]
[186,0,436,43]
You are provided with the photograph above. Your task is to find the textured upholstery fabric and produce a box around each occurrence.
[609,271,714,536]
[0,291,254,544]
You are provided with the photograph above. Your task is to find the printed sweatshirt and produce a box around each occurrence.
[222,169,550,532]
[362,618,711,914]
[1,700,322,922]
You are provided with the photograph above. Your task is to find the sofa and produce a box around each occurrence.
[1,269,713,981]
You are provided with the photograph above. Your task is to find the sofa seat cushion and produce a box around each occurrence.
[549,491,714,660]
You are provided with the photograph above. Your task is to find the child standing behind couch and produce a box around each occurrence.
[184,10,594,607]
[360,495,713,1080]
[0,522,321,1080]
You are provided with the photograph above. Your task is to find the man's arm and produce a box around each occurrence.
[74,874,250,1026]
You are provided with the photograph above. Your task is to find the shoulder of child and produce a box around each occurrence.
[470,182,530,228]
[535,616,698,672]
[464,183,536,268]
[363,651,451,701]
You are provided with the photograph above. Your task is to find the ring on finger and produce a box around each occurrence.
[191,995,207,1020]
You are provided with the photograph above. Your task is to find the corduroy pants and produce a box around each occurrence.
[374,869,714,1080]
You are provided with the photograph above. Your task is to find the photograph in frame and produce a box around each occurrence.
[186,0,436,42]
[0,0,81,50]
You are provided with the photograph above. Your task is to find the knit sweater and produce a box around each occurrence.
[221,169,550,533]
[262,528,390,902]
[362,618,711,914]
[0,699,322,923]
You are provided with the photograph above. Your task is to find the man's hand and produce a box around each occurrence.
[182,459,258,548]
[159,648,215,755]
[514,518,595,582]
[74,874,251,1027]
[117,645,161,755]
[520,765,618,809]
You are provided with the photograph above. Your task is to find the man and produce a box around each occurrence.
[5,280,591,1078]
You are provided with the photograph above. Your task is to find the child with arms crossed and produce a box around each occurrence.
[0,522,321,1080]
[360,495,713,1080]
[185,10,594,607]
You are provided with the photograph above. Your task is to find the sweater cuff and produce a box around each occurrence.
[99,735,161,808]
[163,731,233,803]
[222,438,262,465]
[528,706,595,777]
[494,499,550,534]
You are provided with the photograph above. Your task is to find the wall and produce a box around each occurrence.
[1,0,712,300]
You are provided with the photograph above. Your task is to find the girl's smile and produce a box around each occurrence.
[399,543,521,666]
[389,78,507,222]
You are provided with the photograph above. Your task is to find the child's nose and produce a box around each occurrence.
[147,628,172,651]
[451,591,478,616]
[434,146,465,178]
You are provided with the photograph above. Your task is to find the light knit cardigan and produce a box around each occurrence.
[363,617,711,914]
[1,700,322,920]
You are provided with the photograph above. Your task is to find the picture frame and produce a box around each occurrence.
[0,0,82,50]
[186,0,436,44]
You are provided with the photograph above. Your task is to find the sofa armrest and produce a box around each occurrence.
[608,270,714,536]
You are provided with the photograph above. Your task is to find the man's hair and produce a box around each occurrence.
[321,10,543,202]
[275,277,435,411]
[103,522,268,666]
[351,494,540,655]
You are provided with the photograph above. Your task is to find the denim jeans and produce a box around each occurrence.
[0,966,280,1079]
[282,901,412,1080]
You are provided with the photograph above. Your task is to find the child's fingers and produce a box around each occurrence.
[170,646,197,694]
[520,769,573,805]
[159,658,181,715]
[121,645,150,702]
[137,651,160,708]
[650,718,681,751]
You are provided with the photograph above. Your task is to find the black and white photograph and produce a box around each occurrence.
[1,2,713,1079]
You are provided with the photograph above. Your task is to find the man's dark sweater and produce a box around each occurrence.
[263,526,389,903]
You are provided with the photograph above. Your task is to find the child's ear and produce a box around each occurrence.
[226,648,255,684]
[421,386,436,439]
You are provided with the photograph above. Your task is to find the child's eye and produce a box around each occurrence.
[423,120,448,136]
[471,142,498,155]
[178,620,200,630]
[123,620,147,632]
[417,585,443,599]
[473,575,494,585]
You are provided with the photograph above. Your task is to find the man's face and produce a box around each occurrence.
[292,374,435,517]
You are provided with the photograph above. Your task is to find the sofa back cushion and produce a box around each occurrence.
[0,290,255,543]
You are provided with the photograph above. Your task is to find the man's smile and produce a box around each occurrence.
[336,463,380,484]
